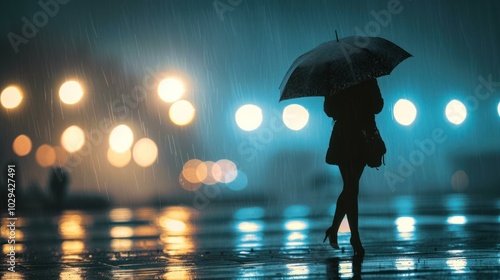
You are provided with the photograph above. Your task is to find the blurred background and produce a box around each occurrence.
[1,0,499,210]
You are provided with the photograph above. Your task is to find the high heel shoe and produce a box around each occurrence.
[323,226,340,249]
[350,237,365,257]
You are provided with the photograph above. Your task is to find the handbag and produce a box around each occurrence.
[361,125,386,168]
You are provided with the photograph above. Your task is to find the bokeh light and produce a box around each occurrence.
[196,161,220,185]
[110,239,133,251]
[107,148,131,168]
[169,100,195,126]
[1,86,23,109]
[287,232,306,242]
[3,244,25,255]
[158,78,185,103]
[286,264,309,276]
[179,171,202,191]
[282,104,309,131]
[109,208,133,222]
[59,81,84,105]
[237,221,263,233]
[445,99,467,125]
[446,258,467,272]
[110,226,134,238]
[451,170,469,192]
[132,138,158,167]
[109,124,134,153]
[61,240,85,255]
[235,104,263,131]
[36,144,56,167]
[395,216,416,233]
[61,125,85,153]
[58,214,86,239]
[447,215,467,225]
[182,159,204,183]
[284,220,308,231]
[497,102,500,117]
[12,134,32,156]
[214,159,238,183]
[395,258,416,271]
[393,99,417,126]
[226,170,247,191]
[160,218,187,233]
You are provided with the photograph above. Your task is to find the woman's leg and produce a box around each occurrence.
[329,161,365,245]
[340,161,364,237]
[329,178,347,239]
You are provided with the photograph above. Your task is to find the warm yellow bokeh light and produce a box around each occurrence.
[161,219,187,233]
[282,104,309,131]
[182,159,204,183]
[1,86,23,109]
[195,161,220,185]
[158,78,185,103]
[12,134,32,156]
[3,244,25,255]
[107,148,131,168]
[214,159,238,183]
[132,138,158,167]
[169,100,195,126]
[58,214,86,239]
[235,104,263,131]
[36,144,56,167]
[61,240,85,255]
[61,125,85,153]
[179,172,202,191]
[134,225,160,237]
[59,81,84,105]
[109,124,134,153]
[110,226,134,238]
[109,208,133,222]
[111,239,133,251]
[161,235,195,255]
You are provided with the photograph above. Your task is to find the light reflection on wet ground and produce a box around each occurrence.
[1,194,499,279]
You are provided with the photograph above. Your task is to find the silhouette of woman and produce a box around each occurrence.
[323,78,384,257]
[49,166,70,211]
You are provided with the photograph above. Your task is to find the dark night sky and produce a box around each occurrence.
[1,0,499,206]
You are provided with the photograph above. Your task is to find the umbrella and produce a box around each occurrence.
[279,35,411,101]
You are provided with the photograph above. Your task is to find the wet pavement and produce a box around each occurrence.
[1,194,499,279]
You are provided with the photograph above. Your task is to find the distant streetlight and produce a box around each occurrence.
[59,81,84,105]
[1,86,23,109]
[158,78,185,103]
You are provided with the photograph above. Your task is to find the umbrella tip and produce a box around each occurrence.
[335,30,339,42]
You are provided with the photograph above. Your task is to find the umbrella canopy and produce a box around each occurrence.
[279,36,412,102]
